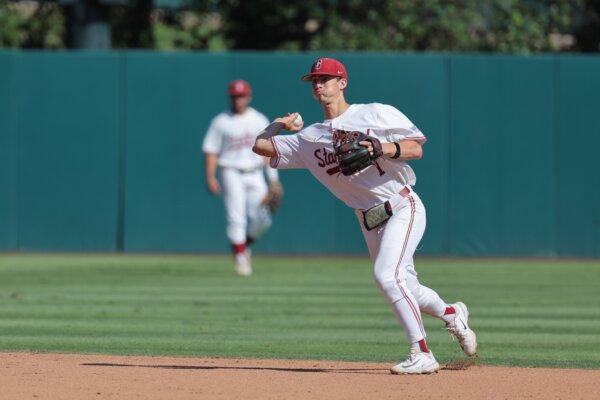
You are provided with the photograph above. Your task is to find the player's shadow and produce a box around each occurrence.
[81,362,386,375]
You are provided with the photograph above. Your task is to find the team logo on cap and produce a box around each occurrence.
[314,59,323,70]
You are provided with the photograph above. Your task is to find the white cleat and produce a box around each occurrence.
[446,301,477,356]
[390,349,440,375]
[234,252,252,277]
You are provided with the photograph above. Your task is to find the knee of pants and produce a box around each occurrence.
[405,273,422,299]
[226,220,247,244]
[248,208,272,239]
[373,267,409,304]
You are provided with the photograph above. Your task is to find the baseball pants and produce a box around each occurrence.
[221,167,272,245]
[358,188,448,344]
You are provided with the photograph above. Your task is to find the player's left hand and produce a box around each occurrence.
[335,133,383,176]
[359,141,375,156]
[358,137,383,159]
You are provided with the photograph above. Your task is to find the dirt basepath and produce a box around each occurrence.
[1,352,599,400]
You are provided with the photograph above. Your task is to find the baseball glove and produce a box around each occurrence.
[265,192,282,214]
[334,133,383,176]
[263,182,284,214]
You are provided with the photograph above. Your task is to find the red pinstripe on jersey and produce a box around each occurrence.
[270,137,281,168]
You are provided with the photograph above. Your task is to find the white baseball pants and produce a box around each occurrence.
[220,167,272,245]
[358,188,448,344]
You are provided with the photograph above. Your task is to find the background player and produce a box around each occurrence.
[203,79,282,276]
[252,58,477,374]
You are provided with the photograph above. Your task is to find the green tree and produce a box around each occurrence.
[0,1,25,47]
[153,8,228,50]
[219,0,325,50]
[0,0,596,52]
[110,0,154,48]
[218,0,586,53]
[310,0,583,52]
[21,2,64,49]
[574,0,600,51]
[0,1,64,48]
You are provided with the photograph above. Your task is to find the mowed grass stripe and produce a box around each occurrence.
[3,311,600,341]
[3,305,599,327]
[0,254,599,368]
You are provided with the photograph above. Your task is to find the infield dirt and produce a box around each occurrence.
[2,352,599,399]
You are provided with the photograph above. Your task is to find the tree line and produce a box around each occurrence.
[1,0,598,52]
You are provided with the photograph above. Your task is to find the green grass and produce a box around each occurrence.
[0,254,599,369]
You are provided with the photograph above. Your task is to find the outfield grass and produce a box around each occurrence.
[0,254,599,369]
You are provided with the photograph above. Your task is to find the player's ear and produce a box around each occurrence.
[338,78,348,90]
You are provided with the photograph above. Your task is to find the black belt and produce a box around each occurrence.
[229,167,261,174]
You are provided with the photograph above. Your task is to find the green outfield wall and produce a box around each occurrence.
[1,51,598,257]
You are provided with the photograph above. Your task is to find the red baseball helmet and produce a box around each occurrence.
[228,79,251,97]
[301,58,348,81]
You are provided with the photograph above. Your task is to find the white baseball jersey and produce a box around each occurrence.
[270,103,426,210]
[270,102,463,352]
[203,107,270,169]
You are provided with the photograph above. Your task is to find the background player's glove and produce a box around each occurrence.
[263,181,284,214]
[334,133,383,176]
[266,192,282,214]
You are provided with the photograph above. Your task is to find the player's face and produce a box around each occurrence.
[311,75,345,104]
[230,95,251,114]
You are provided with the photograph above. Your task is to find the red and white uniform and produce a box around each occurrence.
[271,103,449,344]
[203,108,274,244]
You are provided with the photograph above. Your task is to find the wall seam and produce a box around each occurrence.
[445,55,452,255]
[116,53,127,252]
[553,56,560,257]
[10,52,19,251]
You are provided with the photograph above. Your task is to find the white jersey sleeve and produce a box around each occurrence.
[202,117,223,154]
[257,113,270,130]
[270,134,306,169]
[371,104,427,144]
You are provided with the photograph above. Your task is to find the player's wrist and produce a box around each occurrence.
[257,122,285,141]
[382,142,398,157]
[270,121,286,130]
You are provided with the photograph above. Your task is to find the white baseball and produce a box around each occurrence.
[292,113,303,128]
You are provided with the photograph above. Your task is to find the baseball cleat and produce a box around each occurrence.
[446,301,477,356]
[234,253,252,277]
[390,349,440,375]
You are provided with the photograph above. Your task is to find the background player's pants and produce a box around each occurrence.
[221,167,272,245]
[357,188,447,345]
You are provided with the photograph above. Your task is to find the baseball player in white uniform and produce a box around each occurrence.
[252,58,477,374]
[203,79,282,276]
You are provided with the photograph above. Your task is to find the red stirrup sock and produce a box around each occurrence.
[411,339,430,353]
[444,306,456,315]
[231,243,246,255]
[442,306,456,324]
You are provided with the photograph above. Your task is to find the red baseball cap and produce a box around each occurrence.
[301,58,348,81]
[228,79,251,97]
